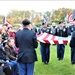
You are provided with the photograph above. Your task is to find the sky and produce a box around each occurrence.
[0,1,75,16]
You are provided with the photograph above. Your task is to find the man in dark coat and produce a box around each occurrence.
[15,19,38,75]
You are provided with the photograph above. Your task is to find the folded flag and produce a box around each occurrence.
[37,33,71,44]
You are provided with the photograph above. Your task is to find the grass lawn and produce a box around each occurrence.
[34,44,75,75]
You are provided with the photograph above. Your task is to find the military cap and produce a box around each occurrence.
[59,21,63,24]
[42,21,46,25]
[22,19,31,26]
[73,19,75,21]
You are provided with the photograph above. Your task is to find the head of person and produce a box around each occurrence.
[7,38,15,47]
[42,22,47,28]
[2,24,8,31]
[52,22,56,27]
[8,26,14,32]
[32,22,35,27]
[59,21,63,27]
[22,19,31,30]
[63,22,66,26]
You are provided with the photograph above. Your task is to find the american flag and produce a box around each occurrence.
[2,16,11,27]
[68,13,74,24]
[37,33,71,44]
[68,12,75,24]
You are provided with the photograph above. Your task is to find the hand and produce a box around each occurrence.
[16,58,17,60]
[6,60,9,62]
[1,64,4,66]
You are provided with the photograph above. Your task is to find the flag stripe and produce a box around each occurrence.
[37,33,71,44]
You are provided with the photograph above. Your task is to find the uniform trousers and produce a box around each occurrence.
[57,44,65,60]
[18,62,34,75]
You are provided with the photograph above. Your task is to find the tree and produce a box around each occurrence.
[25,10,30,19]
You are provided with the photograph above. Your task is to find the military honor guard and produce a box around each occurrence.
[55,22,70,60]
[69,10,75,64]
[37,21,51,64]
[70,30,75,64]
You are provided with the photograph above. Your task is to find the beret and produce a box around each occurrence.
[22,19,31,26]
[42,22,46,25]
[59,21,63,24]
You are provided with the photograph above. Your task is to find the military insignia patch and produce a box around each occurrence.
[63,28,66,32]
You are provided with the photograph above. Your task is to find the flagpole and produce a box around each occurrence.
[5,15,6,24]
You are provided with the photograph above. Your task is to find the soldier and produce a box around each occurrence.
[69,19,75,35]
[50,22,57,35]
[70,30,75,64]
[31,22,38,33]
[55,21,70,60]
[69,12,75,64]
[37,21,51,64]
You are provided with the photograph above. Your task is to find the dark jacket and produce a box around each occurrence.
[70,31,75,47]
[69,25,75,33]
[4,44,17,60]
[37,27,51,46]
[55,26,70,37]
[15,28,38,63]
[0,44,9,65]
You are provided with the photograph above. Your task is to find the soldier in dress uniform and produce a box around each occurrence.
[70,30,75,64]
[55,21,70,60]
[69,11,75,64]
[50,22,57,35]
[31,22,38,33]
[37,21,51,64]
[69,19,75,35]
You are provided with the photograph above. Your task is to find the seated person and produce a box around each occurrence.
[0,38,12,75]
[4,37,19,75]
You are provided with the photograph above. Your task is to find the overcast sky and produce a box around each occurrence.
[0,1,75,16]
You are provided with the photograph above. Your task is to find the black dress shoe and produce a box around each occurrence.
[44,62,47,64]
[46,61,49,64]
[58,58,63,61]
[44,62,49,64]
[72,62,75,65]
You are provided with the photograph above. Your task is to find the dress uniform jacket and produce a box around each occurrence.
[37,27,51,46]
[69,24,75,34]
[15,28,38,63]
[55,26,69,37]
[70,30,75,47]
[70,30,75,64]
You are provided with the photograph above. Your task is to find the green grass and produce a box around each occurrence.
[34,44,75,75]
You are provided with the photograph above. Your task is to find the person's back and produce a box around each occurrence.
[15,19,38,75]
[16,28,38,63]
